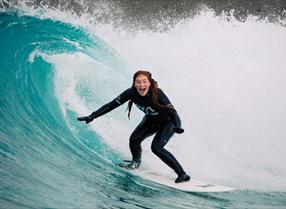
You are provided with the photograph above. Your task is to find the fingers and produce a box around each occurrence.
[85,118,93,124]
[77,116,88,121]
[77,116,93,124]
[174,127,184,134]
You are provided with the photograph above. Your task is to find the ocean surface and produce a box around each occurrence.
[1,1,286,208]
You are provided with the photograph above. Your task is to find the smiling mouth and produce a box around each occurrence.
[138,88,147,95]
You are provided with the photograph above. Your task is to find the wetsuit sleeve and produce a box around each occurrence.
[90,99,120,119]
[166,108,182,130]
[157,88,172,106]
[90,88,133,119]
[158,88,182,129]
[114,87,133,105]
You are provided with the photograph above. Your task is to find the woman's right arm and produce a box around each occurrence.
[77,88,133,124]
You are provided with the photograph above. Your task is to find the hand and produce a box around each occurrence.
[77,115,94,124]
[174,127,184,134]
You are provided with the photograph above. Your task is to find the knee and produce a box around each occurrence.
[151,143,162,155]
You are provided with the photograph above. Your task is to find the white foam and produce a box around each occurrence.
[93,12,286,191]
[40,51,133,156]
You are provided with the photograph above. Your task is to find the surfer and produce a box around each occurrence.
[77,70,190,183]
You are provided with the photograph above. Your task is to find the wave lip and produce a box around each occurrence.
[1,0,285,31]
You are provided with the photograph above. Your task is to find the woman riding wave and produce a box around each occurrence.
[78,70,190,183]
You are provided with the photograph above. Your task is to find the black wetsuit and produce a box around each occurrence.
[88,87,186,176]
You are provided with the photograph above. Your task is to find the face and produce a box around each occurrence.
[134,74,151,96]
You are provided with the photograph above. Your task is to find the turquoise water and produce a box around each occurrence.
[1,10,286,209]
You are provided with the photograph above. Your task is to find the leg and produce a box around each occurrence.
[129,117,157,163]
[151,121,187,177]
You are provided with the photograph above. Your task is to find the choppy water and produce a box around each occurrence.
[1,1,286,209]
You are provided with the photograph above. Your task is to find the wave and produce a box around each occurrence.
[0,11,135,209]
[1,5,286,209]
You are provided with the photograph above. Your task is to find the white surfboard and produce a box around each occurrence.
[132,170,236,193]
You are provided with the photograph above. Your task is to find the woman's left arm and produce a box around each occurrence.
[158,89,184,134]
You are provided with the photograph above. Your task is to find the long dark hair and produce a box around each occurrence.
[127,70,171,119]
